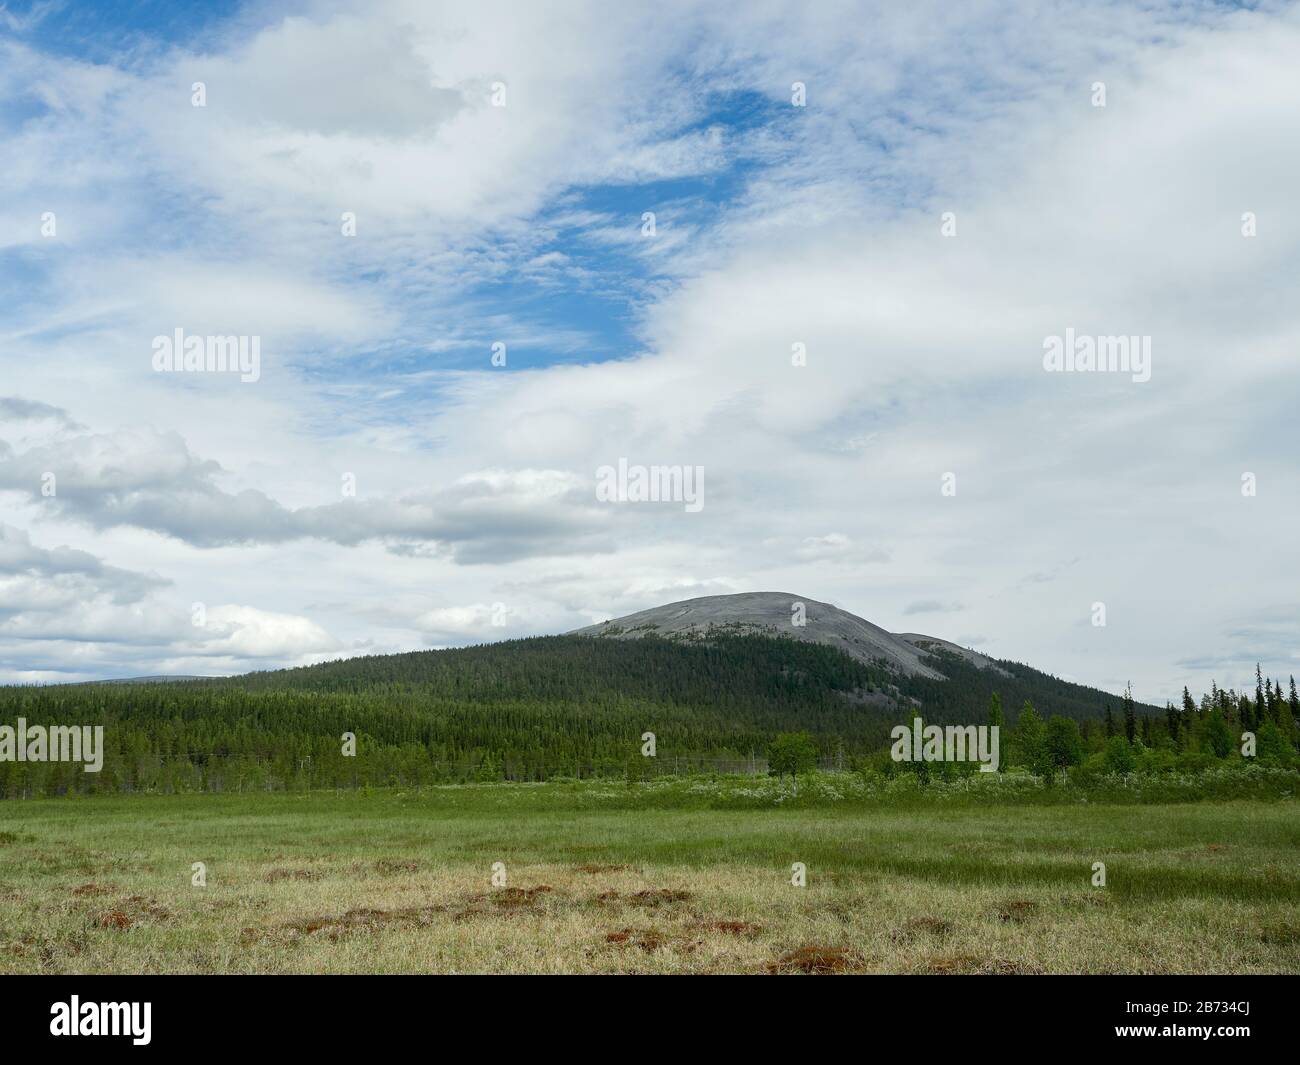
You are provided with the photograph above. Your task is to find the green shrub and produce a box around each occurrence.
[1103,735,1136,774]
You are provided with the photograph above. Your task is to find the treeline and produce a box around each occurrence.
[876,668,1299,783]
[901,650,1165,724]
[1,634,1293,797]
[0,636,898,797]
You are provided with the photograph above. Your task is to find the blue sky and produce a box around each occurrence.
[4,4,794,376]
[1,0,1298,701]
[10,0,248,57]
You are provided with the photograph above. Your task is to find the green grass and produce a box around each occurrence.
[2,779,1298,973]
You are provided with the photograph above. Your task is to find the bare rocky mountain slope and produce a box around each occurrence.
[571,592,1007,681]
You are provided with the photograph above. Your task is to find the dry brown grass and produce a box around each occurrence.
[1,790,1296,974]
[2,859,1287,973]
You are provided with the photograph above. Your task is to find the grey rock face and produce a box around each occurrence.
[570,592,997,680]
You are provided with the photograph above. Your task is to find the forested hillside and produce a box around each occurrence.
[231,632,1161,720]
[2,632,1286,798]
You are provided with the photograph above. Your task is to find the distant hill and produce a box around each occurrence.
[567,591,1153,716]
[78,675,212,685]
[232,591,1157,724]
[570,592,950,678]
[570,592,1010,680]
[0,592,1163,794]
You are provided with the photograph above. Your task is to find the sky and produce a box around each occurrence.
[0,0,1297,705]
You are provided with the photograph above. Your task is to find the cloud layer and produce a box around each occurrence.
[1,0,1297,697]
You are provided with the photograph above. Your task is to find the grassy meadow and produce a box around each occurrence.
[2,773,1298,974]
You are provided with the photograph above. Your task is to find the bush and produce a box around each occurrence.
[1255,721,1293,767]
[1137,746,1177,775]
[767,732,818,783]
[1103,735,1136,774]
[1044,716,1083,771]
[1176,750,1217,773]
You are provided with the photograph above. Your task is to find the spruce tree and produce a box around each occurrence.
[1278,699,1296,752]
[988,692,1005,771]
[1122,683,1136,743]
[1204,710,1234,758]
[988,691,1004,729]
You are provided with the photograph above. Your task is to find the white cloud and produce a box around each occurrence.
[0,0,1296,700]
[192,604,339,660]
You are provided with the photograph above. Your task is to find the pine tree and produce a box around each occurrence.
[988,692,1005,772]
[1122,683,1136,743]
[1278,699,1296,752]
[1165,701,1180,744]
[988,691,1004,729]
[1204,710,1234,758]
